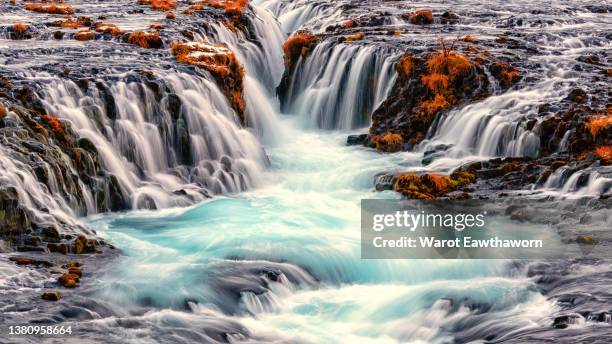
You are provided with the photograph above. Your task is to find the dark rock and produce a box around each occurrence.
[566,88,587,103]
[41,291,62,301]
[553,314,583,329]
[347,134,369,146]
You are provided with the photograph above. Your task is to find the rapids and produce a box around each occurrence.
[1,0,611,343]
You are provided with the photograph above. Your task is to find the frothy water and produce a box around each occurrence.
[2,0,611,342]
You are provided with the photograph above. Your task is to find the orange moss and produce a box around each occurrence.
[371,132,403,152]
[426,52,472,79]
[74,30,95,41]
[127,31,162,49]
[0,104,6,119]
[171,42,246,124]
[409,10,433,25]
[394,173,453,199]
[151,0,176,11]
[588,116,612,138]
[420,94,450,115]
[344,32,364,41]
[41,114,64,135]
[283,32,318,70]
[491,61,520,87]
[95,22,122,36]
[24,3,74,15]
[202,0,249,17]
[13,23,28,34]
[595,146,612,161]
[396,55,414,79]
[461,35,477,43]
[165,11,175,19]
[421,73,450,94]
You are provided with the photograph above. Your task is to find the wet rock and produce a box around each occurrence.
[58,273,80,287]
[12,257,34,265]
[566,88,587,103]
[553,314,583,329]
[47,243,69,255]
[370,50,489,147]
[441,11,460,24]
[347,134,369,146]
[41,291,62,301]
[576,235,596,245]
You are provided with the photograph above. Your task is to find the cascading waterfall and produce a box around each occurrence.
[420,81,565,159]
[37,70,267,211]
[195,6,286,143]
[281,40,399,129]
[2,1,612,343]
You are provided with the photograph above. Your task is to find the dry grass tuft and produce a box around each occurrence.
[461,34,477,43]
[595,146,612,161]
[420,94,450,115]
[588,116,612,138]
[283,32,318,70]
[396,55,414,79]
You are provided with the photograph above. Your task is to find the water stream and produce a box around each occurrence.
[1,0,610,343]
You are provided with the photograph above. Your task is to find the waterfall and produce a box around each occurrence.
[37,71,267,211]
[281,41,399,130]
[422,79,568,159]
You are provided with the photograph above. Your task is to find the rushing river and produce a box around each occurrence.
[1,0,611,343]
[86,116,552,343]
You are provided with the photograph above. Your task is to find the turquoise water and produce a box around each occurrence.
[86,117,551,343]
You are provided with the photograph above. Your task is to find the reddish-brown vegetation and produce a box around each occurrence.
[202,0,249,17]
[282,32,318,71]
[396,55,414,80]
[461,34,477,43]
[490,61,520,87]
[371,132,403,152]
[151,0,176,11]
[344,32,365,41]
[127,31,163,48]
[394,169,476,199]
[420,94,450,115]
[419,46,472,115]
[409,10,433,25]
[595,146,612,161]
[95,22,122,36]
[394,173,451,199]
[171,42,247,124]
[24,2,74,15]
[13,23,28,34]
[74,30,95,41]
[0,104,6,119]
[588,116,612,138]
[40,114,64,135]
